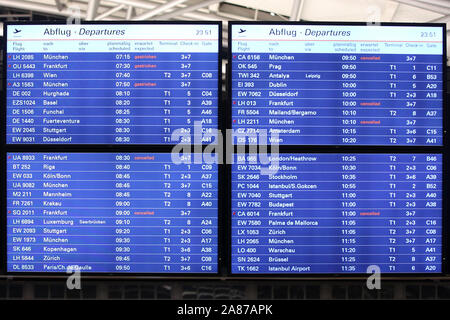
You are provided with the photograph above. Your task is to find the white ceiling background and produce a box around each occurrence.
[0,0,448,63]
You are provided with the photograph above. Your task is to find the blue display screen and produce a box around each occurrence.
[7,153,218,273]
[231,24,444,146]
[6,24,219,144]
[231,153,441,274]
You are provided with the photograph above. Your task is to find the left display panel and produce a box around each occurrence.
[6,152,218,273]
[5,22,220,145]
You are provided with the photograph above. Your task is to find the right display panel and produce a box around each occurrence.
[231,153,442,274]
[230,23,445,146]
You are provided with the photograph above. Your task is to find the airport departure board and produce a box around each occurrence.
[7,153,218,273]
[232,153,442,274]
[230,24,444,145]
[6,23,219,144]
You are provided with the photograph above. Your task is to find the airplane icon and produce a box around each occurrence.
[13,29,22,34]
[238,28,246,34]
